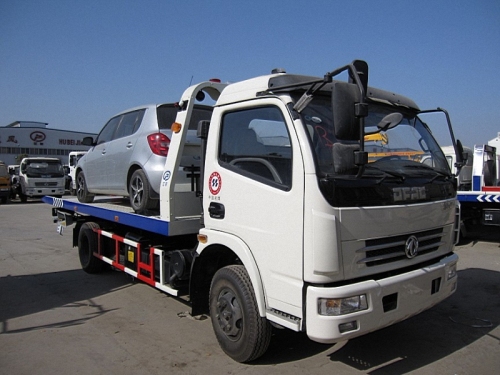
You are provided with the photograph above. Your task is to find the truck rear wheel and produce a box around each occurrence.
[78,222,105,273]
[209,265,271,362]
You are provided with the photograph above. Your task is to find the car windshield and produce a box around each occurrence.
[299,95,450,179]
[22,161,64,178]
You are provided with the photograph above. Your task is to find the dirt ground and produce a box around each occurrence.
[1,200,499,374]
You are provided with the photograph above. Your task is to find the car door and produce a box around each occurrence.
[105,109,145,193]
[204,101,305,316]
[83,115,120,191]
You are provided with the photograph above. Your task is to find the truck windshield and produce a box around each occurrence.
[297,94,455,206]
[22,161,64,178]
[299,95,450,178]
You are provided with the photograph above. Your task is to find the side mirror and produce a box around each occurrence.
[454,139,466,174]
[377,113,403,131]
[81,137,95,146]
[456,139,466,162]
[331,81,361,140]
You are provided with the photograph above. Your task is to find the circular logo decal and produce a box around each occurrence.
[209,172,222,195]
[30,131,46,144]
[162,170,171,181]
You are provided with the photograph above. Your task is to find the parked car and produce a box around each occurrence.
[76,103,212,212]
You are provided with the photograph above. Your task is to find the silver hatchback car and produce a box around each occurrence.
[76,103,212,212]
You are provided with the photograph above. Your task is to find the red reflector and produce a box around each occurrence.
[209,78,221,83]
[147,132,170,156]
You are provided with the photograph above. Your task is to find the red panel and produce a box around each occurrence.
[482,186,500,192]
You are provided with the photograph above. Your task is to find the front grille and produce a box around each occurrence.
[35,182,58,187]
[357,228,444,267]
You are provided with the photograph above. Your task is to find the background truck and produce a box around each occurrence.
[16,157,65,202]
[45,60,462,362]
[0,161,11,203]
[440,133,500,230]
[68,151,87,195]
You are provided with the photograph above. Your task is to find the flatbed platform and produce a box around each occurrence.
[42,196,170,236]
[457,191,500,203]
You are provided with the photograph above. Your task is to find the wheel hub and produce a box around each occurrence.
[216,289,243,339]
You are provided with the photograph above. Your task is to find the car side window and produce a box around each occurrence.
[219,106,292,189]
[113,109,146,140]
[96,116,120,145]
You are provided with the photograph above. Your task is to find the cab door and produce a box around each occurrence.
[204,100,305,318]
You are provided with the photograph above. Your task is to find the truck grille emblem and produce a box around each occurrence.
[405,235,419,259]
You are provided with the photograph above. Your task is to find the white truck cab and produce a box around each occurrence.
[18,157,65,201]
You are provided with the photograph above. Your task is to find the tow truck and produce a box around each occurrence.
[45,60,463,362]
[441,133,500,228]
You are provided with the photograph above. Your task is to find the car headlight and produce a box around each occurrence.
[318,295,368,316]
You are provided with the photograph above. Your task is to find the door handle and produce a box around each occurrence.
[209,202,225,219]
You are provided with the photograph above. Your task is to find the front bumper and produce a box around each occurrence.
[26,187,65,197]
[306,253,458,343]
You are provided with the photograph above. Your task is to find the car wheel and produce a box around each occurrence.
[76,172,94,203]
[209,265,272,363]
[129,169,157,213]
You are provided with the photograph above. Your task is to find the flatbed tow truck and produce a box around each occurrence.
[45,60,462,362]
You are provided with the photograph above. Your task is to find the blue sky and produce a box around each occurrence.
[1,0,499,148]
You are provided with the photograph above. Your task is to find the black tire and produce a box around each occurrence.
[129,169,157,213]
[19,192,27,203]
[78,222,105,273]
[209,265,272,363]
[0,197,6,204]
[76,171,94,203]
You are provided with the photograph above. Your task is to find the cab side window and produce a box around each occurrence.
[219,106,292,189]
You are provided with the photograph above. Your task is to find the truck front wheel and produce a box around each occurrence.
[209,265,271,362]
[78,222,105,273]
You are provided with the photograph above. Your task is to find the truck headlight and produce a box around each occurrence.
[318,295,368,316]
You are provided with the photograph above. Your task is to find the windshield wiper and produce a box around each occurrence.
[364,165,406,183]
[403,164,451,181]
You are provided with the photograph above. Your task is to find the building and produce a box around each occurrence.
[0,121,97,165]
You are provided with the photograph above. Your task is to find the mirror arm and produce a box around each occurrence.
[325,60,371,178]
[419,107,464,174]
